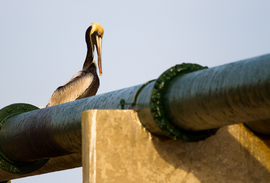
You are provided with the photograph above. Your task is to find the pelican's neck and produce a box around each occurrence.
[83,26,94,70]
[83,50,94,70]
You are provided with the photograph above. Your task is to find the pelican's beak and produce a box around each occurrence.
[95,35,103,76]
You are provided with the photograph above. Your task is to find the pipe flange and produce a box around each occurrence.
[0,103,49,174]
[150,63,219,141]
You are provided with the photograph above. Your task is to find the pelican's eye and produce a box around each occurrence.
[97,30,102,37]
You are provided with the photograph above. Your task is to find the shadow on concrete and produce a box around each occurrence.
[151,124,270,183]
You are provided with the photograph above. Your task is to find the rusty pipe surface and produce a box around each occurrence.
[1,54,270,164]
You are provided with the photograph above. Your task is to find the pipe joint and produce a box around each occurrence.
[0,104,48,174]
[150,63,219,141]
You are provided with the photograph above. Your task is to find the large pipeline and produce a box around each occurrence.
[0,54,270,181]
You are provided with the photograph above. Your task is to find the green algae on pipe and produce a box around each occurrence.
[136,63,218,141]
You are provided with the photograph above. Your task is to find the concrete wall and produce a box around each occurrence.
[82,110,270,183]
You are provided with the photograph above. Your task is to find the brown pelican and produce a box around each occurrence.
[46,23,104,107]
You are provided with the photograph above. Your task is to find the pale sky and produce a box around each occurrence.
[1,1,270,182]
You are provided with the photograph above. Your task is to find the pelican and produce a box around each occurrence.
[46,23,104,107]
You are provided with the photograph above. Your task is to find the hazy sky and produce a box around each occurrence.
[1,1,270,182]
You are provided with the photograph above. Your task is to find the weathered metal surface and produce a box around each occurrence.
[0,85,142,163]
[0,104,48,174]
[162,54,270,132]
[244,119,270,135]
[149,63,218,141]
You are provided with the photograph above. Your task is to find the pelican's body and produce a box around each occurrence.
[46,23,104,107]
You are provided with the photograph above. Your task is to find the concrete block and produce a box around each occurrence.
[82,110,270,183]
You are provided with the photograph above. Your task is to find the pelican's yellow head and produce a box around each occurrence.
[90,22,104,76]
[90,22,104,37]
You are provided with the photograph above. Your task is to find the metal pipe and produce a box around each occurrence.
[0,54,270,175]
[162,54,270,131]
[136,54,270,139]
[0,85,143,163]
[244,119,270,135]
[0,153,81,182]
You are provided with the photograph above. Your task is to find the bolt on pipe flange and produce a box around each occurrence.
[0,103,49,174]
[150,63,219,141]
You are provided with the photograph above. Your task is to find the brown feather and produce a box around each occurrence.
[46,62,99,107]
